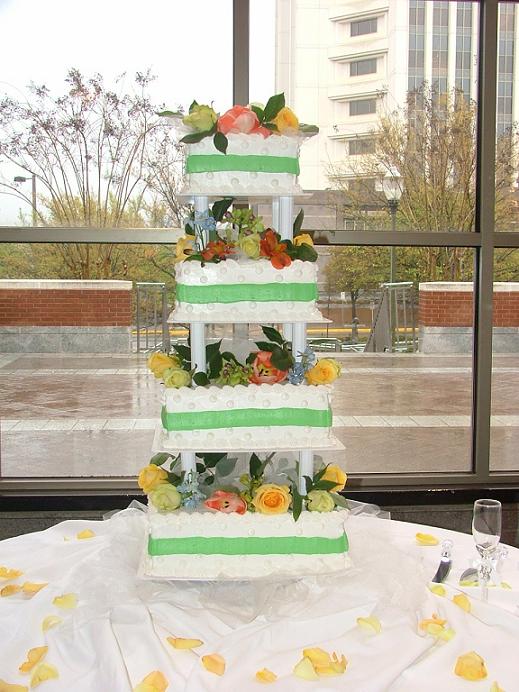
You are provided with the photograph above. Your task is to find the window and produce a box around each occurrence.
[348,138,375,155]
[350,58,377,77]
[349,99,377,116]
[350,17,377,37]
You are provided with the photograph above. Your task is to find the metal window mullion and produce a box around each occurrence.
[472,0,499,483]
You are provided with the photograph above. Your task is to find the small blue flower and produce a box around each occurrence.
[288,362,305,385]
[194,210,217,232]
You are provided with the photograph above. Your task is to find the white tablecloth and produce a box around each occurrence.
[1,507,518,690]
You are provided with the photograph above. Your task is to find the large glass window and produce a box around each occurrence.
[350,58,378,77]
[351,18,378,37]
[349,99,377,116]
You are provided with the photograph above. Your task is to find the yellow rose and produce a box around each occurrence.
[149,484,182,512]
[147,352,180,379]
[294,233,314,247]
[321,464,347,491]
[272,106,299,134]
[163,367,191,388]
[182,104,218,132]
[252,484,292,515]
[238,233,261,259]
[454,652,487,681]
[175,235,195,263]
[138,464,168,494]
[305,358,341,385]
[306,490,335,512]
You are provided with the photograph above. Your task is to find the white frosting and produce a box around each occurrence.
[180,133,303,195]
[145,509,351,579]
[171,258,325,324]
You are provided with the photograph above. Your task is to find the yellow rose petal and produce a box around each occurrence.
[453,593,471,613]
[255,668,277,684]
[76,529,95,540]
[357,616,382,634]
[201,654,225,676]
[416,532,439,546]
[490,682,505,692]
[22,582,48,596]
[500,582,512,590]
[29,663,59,688]
[53,593,77,609]
[133,670,168,692]
[167,636,203,650]
[454,651,487,681]
[0,680,28,692]
[293,657,319,681]
[41,615,62,632]
[0,584,22,597]
[429,584,446,597]
[302,647,331,667]
[419,614,447,630]
[19,646,48,673]
[459,579,478,587]
[0,566,23,580]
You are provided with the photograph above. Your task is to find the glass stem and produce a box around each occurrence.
[478,558,492,602]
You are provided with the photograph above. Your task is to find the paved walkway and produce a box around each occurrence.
[0,352,517,478]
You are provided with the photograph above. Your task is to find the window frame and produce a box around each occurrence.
[350,17,378,37]
[349,57,378,77]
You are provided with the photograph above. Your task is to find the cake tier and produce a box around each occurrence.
[170,258,326,324]
[155,382,344,452]
[144,508,350,579]
[179,132,303,196]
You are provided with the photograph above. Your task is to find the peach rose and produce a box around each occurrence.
[252,484,291,515]
[217,105,259,135]
[249,351,288,385]
[204,490,247,515]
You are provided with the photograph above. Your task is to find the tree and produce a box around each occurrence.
[329,86,519,281]
[0,69,186,280]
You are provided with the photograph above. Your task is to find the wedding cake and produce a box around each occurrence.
[140,95,349,580]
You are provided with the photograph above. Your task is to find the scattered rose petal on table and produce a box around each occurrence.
[454,651,487,681]
[500,582,511,590]
[0,584,22,597]
[0,680,28,692]
[418,614,455,641]
[41,615,62,632]
[295,649,348,679]
[302,648,332,667]
[0,567,23,580]
[356,616,382,634]
[22,582,48,596]
[52,593,77,609]
[255,668,277,683]
[453,594,471,613]
[19,646,48,673]
[314,653,348,677]
[415,533,439,546]
[133,670,168,692]
[490,682,505,692]
[167,636,203,650]
[293,657,319,681]
[29,663,59,688]
[76,529,95,540]
[201,654,226,676]
[429,584,446,597]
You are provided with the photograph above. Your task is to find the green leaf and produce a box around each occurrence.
[263,92,285,122]
[196,462,206,473]
[251,105,264,122]
[157,110,182,118]
[211,198,234,223]
[261,326,285,345]
[167,473,182,485]
[246,352,257,365]
[299,122,319,133]
[172,343,191,361]
[216,456,237,476]
[304,475,313,494]
[208,351,223,379]
[263,122,279,131]
[149,452,171,467]
[206,340,223,360]
[313,464,329,483]
[213,131,228,154]
[331,492,349,509]
[254,341,278,352]
[269,347,294,371]
[221,351,240,365]
[180,130,212,144]
[184,221,196,236]
[292,487,303,522]
[295,243,318,262]
[199,452,227,468]
[188,100,199,113]
[293,208,304,235]
[249,453,262,478]
[204,475,215,485]
[193,371,210,386]
[313,480,339,492]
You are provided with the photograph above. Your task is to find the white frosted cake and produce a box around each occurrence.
[156,382,343,452]
[145,508,350,579]
[180,133,303,196]
[172,258,325,323]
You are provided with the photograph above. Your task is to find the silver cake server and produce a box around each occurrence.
[431,539,453,583]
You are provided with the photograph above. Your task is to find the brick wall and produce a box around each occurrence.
[0,280,133,327]
[419,282,519,327]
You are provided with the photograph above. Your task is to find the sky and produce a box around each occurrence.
[0,0,275,224]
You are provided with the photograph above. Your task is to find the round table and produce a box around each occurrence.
[0,507,518,690]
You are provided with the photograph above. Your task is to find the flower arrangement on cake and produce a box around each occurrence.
[147,326,341,389]
[159,92,318,155]
[138,449,348,521]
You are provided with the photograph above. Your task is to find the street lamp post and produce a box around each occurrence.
[13,174,37,226]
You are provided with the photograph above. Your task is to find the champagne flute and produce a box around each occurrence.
[472,499,502,602]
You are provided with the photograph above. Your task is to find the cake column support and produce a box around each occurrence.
[194,195,210,247]
[278,196,294,342]
[299,450,313,495]
[292,322,307,361]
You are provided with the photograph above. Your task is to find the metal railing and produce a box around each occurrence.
[135,282,170,353]
[365,282,417,353]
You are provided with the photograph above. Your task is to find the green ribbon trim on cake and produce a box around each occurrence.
[148,533,348,556]
[186,154,300,175]
[161,407,332,431]
[176,282,318,304]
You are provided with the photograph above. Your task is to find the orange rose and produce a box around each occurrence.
[252,484,291,515]
[305,358,341,385]
[272,107,299,135]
